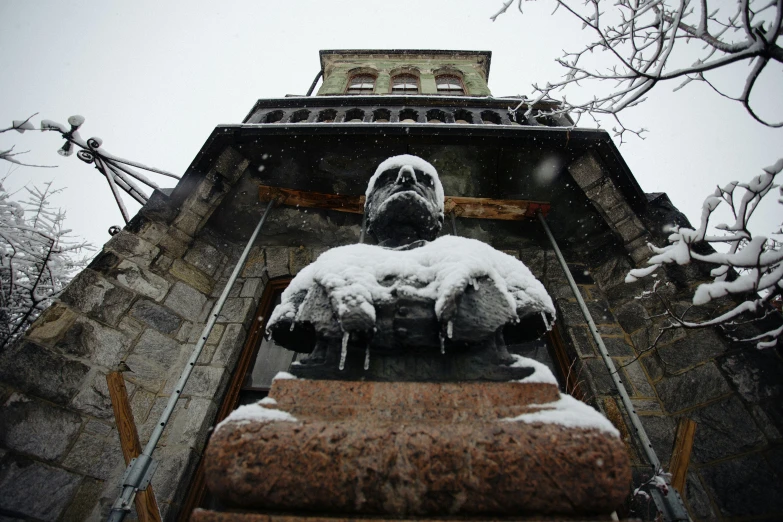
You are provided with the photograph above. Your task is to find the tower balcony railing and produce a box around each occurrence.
[243,95,572,128]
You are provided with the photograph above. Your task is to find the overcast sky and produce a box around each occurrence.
[1,0,780,252]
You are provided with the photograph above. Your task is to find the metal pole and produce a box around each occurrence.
[359,212,367,244]
[449,211,457,236]
[537,213,689,521]
[108,199,276,522]
[306,71,323,96]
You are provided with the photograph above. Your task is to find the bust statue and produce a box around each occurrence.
[267,155,555,381]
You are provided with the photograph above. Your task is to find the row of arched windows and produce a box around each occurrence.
[346,73,465,95]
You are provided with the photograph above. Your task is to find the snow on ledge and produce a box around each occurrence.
[215,403,297,433]
[508,354,558,385]
[272,371,298,380]
[501,394,620,437]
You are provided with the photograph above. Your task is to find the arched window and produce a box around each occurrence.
[436,75,465,95]
[346,74,376,95]
[391,74,419,94]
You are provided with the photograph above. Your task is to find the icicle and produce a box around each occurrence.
[440,332,446,355]
[447,320,453,339]
[364,346,370,370]
[339,331,349,371]
[289,321,295,331]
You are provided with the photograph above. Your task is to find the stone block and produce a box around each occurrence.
[241,246,267,278]
[212,324,247,368]
[240,278,265,299]
[558,301,587,327]
[591,254,633,292]
[112,260,170,301]
[0,341,89,406]
[59,269,135,326]
[213,146,249,183]
[567,326,597,358]
[62,477,104,522]
[638,414,676,467]
[583,358,618,395]
[180,366,227,398]
[749,403,782,442]
[164,282,208,320]
[170,259,214,295]
[118,316,144,343]
[629,245,653,267]
[684,472,717,521]
[656,329,727,373]
[622,360,656,397]
[719,349,783,402]
[655,363,732,413]
[130,387,156,427]
[568,152,604,188]
[265,247,290,278]
[149,446,199,507]
[587,299,617,325]
[62,421,122,480]
[124,330,183,392]
[630,323,686,354]
[217,298,254,327]
[602,337,635,357]
[168,397,218,451]
[184,241,225,277]
[56,317,132,367]
[138,396,186,445]
[613,300,649,334]
[158,231,190,259]
[614,215,647,243]
[150,252,174,275]
[630,398,662,413]
[289,247,312,275]
[24,303,78,347]
[135,219,168,244]
[71,371,132,420]
[585,183,624,215]
[700,453,783,517]
[104,231,160,267]
[173,209,202,237]
[688,396,764,464]
[0,456,81,521]
[0,393,82,461]
[130,299,182,335]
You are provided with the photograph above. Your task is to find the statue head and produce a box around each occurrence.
[364,155,444,247]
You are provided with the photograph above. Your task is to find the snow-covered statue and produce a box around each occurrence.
[267,155,555,380]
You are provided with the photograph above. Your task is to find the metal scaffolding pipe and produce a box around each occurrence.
[306,71,323,96]
[537,213,689,521]
[108,198,276,522]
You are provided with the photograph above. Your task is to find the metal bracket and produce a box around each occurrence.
[120,456,158,491]
[651,484,691,521]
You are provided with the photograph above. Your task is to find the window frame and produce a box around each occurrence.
[435,74,466,96]
[345,73,377,95]
[391,73,420,94]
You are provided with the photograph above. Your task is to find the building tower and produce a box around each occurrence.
[1,50,781,522]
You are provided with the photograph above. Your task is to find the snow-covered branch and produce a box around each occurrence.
[491,0,783,136]
[0,180,91,349]
[626,158,783,348]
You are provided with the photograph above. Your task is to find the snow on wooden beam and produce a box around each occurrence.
[258,185,550,220]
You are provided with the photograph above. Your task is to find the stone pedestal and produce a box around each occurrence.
[200,378,631,519]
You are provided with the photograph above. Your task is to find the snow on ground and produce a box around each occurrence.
[501,393,620,437]
[268,235,555,332]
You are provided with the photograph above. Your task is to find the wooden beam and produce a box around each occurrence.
[669,418,697,492]
[106,372,162,522]
[258,185,550,220]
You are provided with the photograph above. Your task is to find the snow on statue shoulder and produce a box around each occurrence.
[267,155,556,381]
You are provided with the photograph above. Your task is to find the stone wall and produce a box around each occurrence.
[554,152,783,520]
[0,147,271,521]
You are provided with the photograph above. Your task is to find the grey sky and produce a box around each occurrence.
[1,0,780,251]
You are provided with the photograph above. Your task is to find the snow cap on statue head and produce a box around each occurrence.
[365,155,445,217]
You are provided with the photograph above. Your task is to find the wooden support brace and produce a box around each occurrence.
[106,372,162,522]
[669,418,697,492]
[258,185,550,221]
